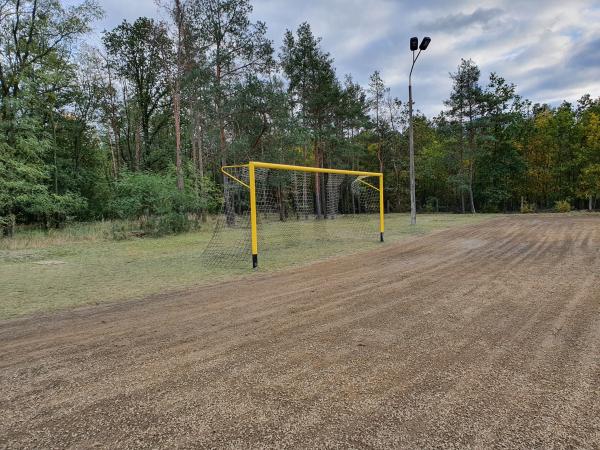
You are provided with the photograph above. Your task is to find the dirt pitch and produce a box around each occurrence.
[1,214,599,448]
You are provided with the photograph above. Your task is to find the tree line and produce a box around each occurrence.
[1,0,599,235]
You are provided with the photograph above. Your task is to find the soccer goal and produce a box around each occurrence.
[202,161,384,269]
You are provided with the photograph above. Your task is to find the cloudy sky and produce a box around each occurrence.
[85,0,600,116]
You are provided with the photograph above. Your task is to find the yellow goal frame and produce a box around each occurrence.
[222,161,384,268]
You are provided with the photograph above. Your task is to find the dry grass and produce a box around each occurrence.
[0,213,493,319]
[0,221,116,250]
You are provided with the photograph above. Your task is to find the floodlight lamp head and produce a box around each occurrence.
[419,36,431,50]
[410,37,418,51]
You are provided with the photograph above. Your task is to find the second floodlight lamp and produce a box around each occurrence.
[419,36,431,50]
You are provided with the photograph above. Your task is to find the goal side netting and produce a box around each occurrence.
[201,163,383,268]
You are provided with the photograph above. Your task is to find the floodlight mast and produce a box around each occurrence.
[408,36,430,226]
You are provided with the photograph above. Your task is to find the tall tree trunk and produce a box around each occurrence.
[521,196,524,212]
[196,122,204,178]
[142,118,150,163]
[301,145,308,219]
[393,162,401,212]
[303,172,309,219]
[174,91,184,191]
[219,118,226,166]
[278,184,285,221]
[49,109,58,194]
[107,128,119,178]
[191,110,204,176]
[106,60,120,176]
[122,84,134,169]
[313,141,322,219]
[321,152,327,219]
[110,121,121,175]
[191,122,197,169]
[173,0,185,192]
[467,105,476,213]
[215,58,227,167]
[468,161,476,213]
[459,117,466,213]
[135,123,142,171]
[193,112,207,222]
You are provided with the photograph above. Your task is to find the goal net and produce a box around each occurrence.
[201,162,384,268]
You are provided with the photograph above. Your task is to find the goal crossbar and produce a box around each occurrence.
[222,161,385,268]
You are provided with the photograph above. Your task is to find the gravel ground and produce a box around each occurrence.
[1,214,599,448]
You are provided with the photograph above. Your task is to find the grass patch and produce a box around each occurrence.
[0,213,493,320]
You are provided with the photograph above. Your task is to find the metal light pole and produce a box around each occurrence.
[408,36,430,225]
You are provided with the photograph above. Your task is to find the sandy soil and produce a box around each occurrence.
[1,214,599,449]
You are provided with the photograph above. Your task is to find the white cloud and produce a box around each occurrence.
[90,0,600,115]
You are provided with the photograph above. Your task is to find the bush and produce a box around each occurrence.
[195,175,222,214]
[141,213,192,237]
[108,222,132,241]
[520,201,536,213]
[105,172,222,238]
[423,197,439,213]
[109,172,221,218]
[109,172,180,219]
[481,203,500,213]
[17,191,87,229]
[0,214,16,237]
[554,200,571,213]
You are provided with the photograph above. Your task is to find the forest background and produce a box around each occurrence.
[1,0,599,237]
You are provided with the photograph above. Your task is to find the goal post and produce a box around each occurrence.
[207,161,385,269]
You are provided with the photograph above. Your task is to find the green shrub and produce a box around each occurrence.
[0,214,16,237]
[161,213,191,235]
[554,200,571,213]
[423,197,439,213]
[520,201,536,213]
[101,172,223,238]
[17,192,87,229]
[141,213,192,237]
[109,172,177,219]
[481,204,500,213]
[108,222,132,241]
[108,172,221,219]
[195,175,222,214]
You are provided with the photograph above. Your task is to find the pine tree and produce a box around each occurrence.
[445,59,482,213]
